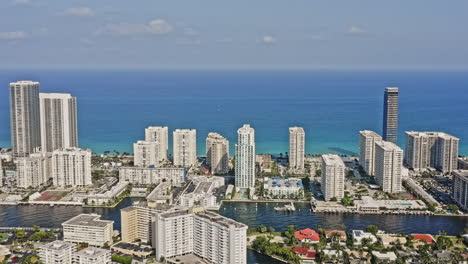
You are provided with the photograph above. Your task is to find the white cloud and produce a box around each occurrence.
[64,7,95,17]
[349,25,367,35]
[0,31,26,40]
[183,27,199,37]
[97,19,173,36]
[261,35,276,44]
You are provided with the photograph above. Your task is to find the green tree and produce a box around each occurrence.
[366,225,379,235]
[257,225,267,233]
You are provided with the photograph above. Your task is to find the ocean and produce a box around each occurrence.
[1,69,467,156]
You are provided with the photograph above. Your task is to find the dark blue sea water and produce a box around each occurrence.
[1,69,467,156]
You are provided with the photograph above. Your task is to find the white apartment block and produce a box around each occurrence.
[452,171,468,211]
[39,240,75,264]
[145,126,168,162]
[15,152,51,188]
[405,131,459,173]
[62,214,113,246]
[321,154,345,201]
[119,167,186,186]
[39,93,78,153]
[10,81,41,157]
[72,247,111,264]
[263,177,304,198]
[0,159,3,187]
[52,147,92,187]
[235,124,256,189]
[206,132,229,174]
[289,127,305,171]
[153,208,247,264]
[375,141,403,193]
[133,140,160,167]
[359,130,382,176]
[173,129,197,167]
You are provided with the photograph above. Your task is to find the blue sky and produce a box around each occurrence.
[1,0,467,69]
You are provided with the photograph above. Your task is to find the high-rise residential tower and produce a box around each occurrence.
[173,129,197,167]
[52,147,92,187]
[289,127,305,171]
[235,124,255,189]
[39,93,78,152]
[144,126,168,162]
[15,152,51,188]
[321,154,345,201]
[383,87,399,144]
[10,81,41,157]
[375,141,403,193]
[359,130,382,176]
[206,132,229,174]
[133,140,160,167]
[153,208,247,264]
[405,131,459,173]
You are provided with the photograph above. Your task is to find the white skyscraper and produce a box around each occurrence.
[153,208,247,264]
[15,152,51,188]
[235,124,255,189]
[133,140,160,167]
[10,81,41,157]
[375,141,403,193]
[321,154,345,201]
[173,129,197,167]
[405,131,459,173]
[52,147,92,187]
[359,130,382,176]
[289,127,305,171]
[39,93,78,153]
[206,132,230,174]
[145,126,168,162]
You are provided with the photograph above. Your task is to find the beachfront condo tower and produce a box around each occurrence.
[235,124,256,189]
[383,87,399,144]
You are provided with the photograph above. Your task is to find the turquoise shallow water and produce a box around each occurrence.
[0,69,467,156]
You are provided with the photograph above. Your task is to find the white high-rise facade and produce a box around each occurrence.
[359,130,382,176]
[206,132,229,174]
[39,240,76,264]
[145,126,168,162]
[153,209,247,264]
[15,152,51,188]
[321,154,345,201]
[173,129,197,167]
[235,124,255,189]
[133,140,160,167]
[52,147,92,187]
[375,141,403,193]
[10,81,41,157]
[39,93,78,152]
[289,127,305,171]
[405,131,459,173]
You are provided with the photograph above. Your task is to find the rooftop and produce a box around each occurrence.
[360,130,382,138]
[41,240,75,251]
[74,247,110,258]
[322,154,345,166]
[385,87,399,93]
[196,210,247,229]
[62,214,113,228]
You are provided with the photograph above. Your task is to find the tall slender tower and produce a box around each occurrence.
[39,93,78,152]
[375,141,403,193]
[321,154,345,201]
[173,129,197,167]
[10,81,41,157]
[206,132,229,174]
[383,87,399,144]
[359,130,382,176]
[289,127,305,171]
[145,126,168,162]
[235,124,255,189]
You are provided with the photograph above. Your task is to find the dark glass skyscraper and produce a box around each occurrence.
[383,87,399,144]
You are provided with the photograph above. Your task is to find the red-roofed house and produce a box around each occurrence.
[411,234,434,244]
[291,247,316,260]
[295,228,320,243]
